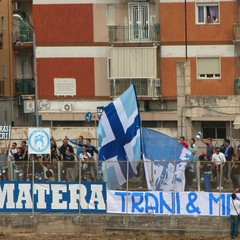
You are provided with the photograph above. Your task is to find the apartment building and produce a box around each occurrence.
[0,0,240,139]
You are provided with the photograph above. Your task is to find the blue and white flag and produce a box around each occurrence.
[97,84,141,190]
[142,128,194,192]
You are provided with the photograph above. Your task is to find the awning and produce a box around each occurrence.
[110,46,157,79]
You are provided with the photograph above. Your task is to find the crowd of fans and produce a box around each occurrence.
[0,135,101,183]
[182,136,240,192]
[0,132,240,192]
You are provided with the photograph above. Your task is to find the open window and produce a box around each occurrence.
[196,3,219,24]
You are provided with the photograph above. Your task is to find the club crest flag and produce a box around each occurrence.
[97,84,141,190]
[28,128,51,154]
[142,128,194,192]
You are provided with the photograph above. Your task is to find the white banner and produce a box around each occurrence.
[107,191,232,216]
[0,125,11,140]
[28,128,51,154]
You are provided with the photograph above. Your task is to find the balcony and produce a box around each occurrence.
[110,79,161,99]
[109,24,160,43]
[12,30,33,46]
[233,22,240,43]
[15,78,34,95]
[0,81,4,96]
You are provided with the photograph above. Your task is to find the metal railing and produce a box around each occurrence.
[15,78,35,94]
[109,24,160,43]
[12,30,33,44]
[110,79,161,98]
[1,159,235,192]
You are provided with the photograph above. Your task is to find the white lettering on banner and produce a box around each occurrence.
[0,184,15,209]
[51,184,68,209]
[34,184,50,209]
[89,185,105,210]
[16,184,33,209]
[0,183,106,211]
[0,125,11,140]
[107,191,233,216]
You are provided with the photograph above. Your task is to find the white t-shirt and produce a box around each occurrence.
[230,199,240,216]
[8,149,17,161]
[211,152,226,165]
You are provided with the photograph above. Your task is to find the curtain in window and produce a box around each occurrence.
[198,6,204,23]
[208,6,218,18]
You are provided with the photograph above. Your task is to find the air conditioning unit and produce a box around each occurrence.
[61,103,72,112]
[39,99,50,110]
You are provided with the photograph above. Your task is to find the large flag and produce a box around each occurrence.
[142,128,194,192]
[97,84,141,189]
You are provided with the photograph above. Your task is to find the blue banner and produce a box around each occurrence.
[0,182,106,213]
[142,128,194,192]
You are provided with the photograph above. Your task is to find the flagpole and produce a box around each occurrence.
[126,155,129,215]
[131,83,146,190]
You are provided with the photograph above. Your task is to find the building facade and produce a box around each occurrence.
[0,0,240,140]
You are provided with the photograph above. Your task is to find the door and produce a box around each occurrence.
[129,2,149,41]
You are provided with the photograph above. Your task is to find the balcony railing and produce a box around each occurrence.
[0,81,4,96]
[12,30,33,44]
[110,79,161,99]
[15,78,35,95]
[233,22,240,42]
[109,24,160,43]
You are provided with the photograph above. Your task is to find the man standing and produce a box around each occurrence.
[63,148,76,182]
[66,135,85,155]
[59,138,74,159]
[185,138,198,190]
[200,154,212,192]
[0,148,8,180]
[211,147,226,190]
[230,154,240,191]
[200,137,215,160]
[224,139,234,181]
[85,139,98,157]
[79,145,95,181]
[12,147,27,181]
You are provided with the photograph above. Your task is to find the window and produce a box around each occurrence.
[107,4,115,26]
[107,57,111,79]
[1,16,5,31]
[2,64,6,79]
[197,57,221,79]
[202,121,226,139]
[0,33,2,49]
[20,59,29,78]
[0,81,4,96]
[196,3,219,24]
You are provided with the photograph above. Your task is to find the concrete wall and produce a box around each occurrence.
[0,214,230,238]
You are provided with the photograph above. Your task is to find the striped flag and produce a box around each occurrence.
[97,84,141,189]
